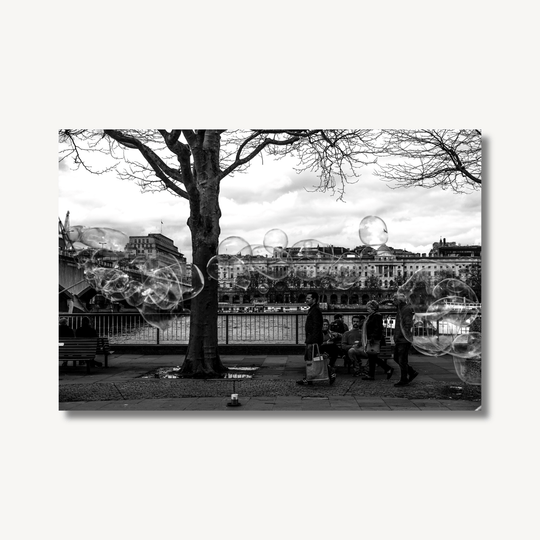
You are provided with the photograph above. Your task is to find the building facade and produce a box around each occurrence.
[125,233,186,268]
[216,241,481,307]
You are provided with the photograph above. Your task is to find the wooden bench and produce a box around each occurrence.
[59,338,98,374]
[338,342,394,373]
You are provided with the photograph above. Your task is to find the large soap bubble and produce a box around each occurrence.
[359,216,388,248]
[449,332,481,359]
[218,236,253,256]
[79,227,129,251]
[403,311,455,356]
[453,356,481,385]
[334,252,361,290]
[137,302,176,332]
[263,229,288,253]
[433,278,478,303]
[292,239,328,253]
[426,296,480,330]
[398,270,436,309]
[250,244,273,257]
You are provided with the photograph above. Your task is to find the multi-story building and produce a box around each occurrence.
[216,241,481,307]
[125,233,186,269]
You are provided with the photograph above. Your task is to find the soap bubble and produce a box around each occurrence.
[79,227,129,251]
[376,244,392,257]
[100,269,130,301]
[257,283,269,294]
[206,255,224,281]
[263,229,288,253]
[250,249,293,281]
[453,355,481,385]
[123,281,145,307]
[426,296,480,329]
[292,239,328,253]
[70,225,205,324]
[218,236,253,256]
[137,302,176,332]
[67,225,85,243]
[235,272,252,290]
[433,279,478,303]
[250,244,273,257]
[359,216,388,248]
[449,332,482,359]
[142,266,182,310]
[182,264,205,301]
[403,311,455,356]
[207,255,250,288]
[398,270,436,310]
[334,252,360,290]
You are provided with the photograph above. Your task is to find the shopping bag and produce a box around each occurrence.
[305,344,330,382]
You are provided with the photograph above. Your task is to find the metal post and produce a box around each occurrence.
[295,314,299,344]
[157,328,160,345]
[225,314,229,345]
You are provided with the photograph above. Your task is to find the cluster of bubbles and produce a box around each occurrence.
[66,218,481,385]
[207,216,481,385]
[396,271,481,385]
[67,226,204,331]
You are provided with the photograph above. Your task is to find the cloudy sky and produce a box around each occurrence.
[58,141,481,262]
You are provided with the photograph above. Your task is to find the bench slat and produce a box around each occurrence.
[59,338,98,374]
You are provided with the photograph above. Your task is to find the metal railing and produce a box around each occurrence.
[58,312,389,345]
[59,311,478,345]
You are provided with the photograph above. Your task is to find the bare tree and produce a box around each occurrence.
[59,129,379,377]
[374,129,481,193]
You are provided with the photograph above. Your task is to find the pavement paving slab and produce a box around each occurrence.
[58,352,481,412]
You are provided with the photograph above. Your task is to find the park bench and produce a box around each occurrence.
[337,342,394,373]
[59,337,98,374]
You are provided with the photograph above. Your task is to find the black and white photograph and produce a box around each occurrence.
[4,1,539,539]
[58,129,482,411]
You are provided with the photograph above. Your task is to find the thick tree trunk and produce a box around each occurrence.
[180,137,227,378]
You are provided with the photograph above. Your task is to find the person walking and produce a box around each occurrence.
[392,292,419,387]
[361,300,394,380]
[297,292,336,385]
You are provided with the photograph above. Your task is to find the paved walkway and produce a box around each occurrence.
[59,351,481,411]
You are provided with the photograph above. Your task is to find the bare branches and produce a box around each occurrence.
[59,129,482,211]
[374,129,481,193]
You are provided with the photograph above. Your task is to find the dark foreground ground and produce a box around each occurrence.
[59,352,481,411]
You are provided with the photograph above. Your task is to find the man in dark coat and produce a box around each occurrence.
[297,291,336,385]
[392,292,419,386]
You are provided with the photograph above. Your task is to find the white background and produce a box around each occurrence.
[3,1,539,539]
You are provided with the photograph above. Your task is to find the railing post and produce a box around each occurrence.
[156,328,160,345]
[225,315,229,344]
[295,314,299,344]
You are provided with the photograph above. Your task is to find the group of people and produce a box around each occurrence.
[298,291,419,387]
[59,317,103,368]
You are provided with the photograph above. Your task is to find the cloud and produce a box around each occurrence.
[59,152,481,263]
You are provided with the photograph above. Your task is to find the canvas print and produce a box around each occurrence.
[58,129,482,411]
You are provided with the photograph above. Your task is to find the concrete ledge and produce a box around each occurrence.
[111,344,306,355]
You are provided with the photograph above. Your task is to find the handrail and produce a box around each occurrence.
[58,311,478,346]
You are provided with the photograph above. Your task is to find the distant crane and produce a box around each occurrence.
[58,211,74,250]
